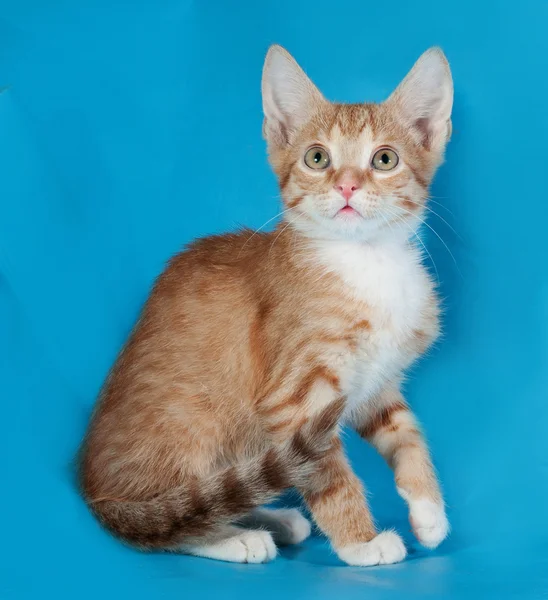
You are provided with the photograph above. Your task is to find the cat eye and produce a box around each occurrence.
[371,148,399,171]
[304,146,331,170]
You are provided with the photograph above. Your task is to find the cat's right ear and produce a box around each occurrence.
[262,45,325,150]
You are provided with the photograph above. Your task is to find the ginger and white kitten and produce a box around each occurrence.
[80,45,453,566]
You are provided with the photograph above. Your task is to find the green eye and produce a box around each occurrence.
[304,146,331,170]
[371,148,399,171]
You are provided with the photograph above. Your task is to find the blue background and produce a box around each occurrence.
[1,1,547,598]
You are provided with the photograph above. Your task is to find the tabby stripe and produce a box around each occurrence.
[357,401,408,439]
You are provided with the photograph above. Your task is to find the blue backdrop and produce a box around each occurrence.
[1,1,547,599]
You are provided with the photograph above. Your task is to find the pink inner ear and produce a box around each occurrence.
[414,118,432,151]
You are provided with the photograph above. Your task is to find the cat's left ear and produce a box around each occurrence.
[388,48,453,151]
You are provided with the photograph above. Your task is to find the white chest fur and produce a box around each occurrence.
[311,239,438,415]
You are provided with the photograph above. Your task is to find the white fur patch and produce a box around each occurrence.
[337,530,407,566]
[308,238,436,415]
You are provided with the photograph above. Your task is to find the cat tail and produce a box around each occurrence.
[87,397,344,550]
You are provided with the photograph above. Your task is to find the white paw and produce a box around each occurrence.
[269,508,312,545]
[190,529,277,563]
[236,530,278,563]
[409,498,449,549]
[337,531,407,566]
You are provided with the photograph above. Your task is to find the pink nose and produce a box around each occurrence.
[335,181,360,201]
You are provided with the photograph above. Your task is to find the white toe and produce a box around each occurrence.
[240,530,278,563]
[409,498,449,549]
[337,531,407,566]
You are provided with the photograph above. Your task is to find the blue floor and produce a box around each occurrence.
[1,1,547,598]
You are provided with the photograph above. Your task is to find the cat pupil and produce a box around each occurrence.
[382,153,390,164]
[314,152,322,163]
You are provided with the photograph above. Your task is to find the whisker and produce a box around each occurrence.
[395,205,464,279]
[383,207,440,284]
[426,197,456,216]
[407,200,463,241]
[377,210,397,241]
[237,207,292,259]
[268,215,299,258]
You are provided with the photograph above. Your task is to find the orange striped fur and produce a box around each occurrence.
[80,44,452,565]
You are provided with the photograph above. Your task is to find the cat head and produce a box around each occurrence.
[262,45,453,243]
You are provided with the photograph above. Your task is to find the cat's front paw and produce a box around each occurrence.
[408,498,449,549]
[337,531,407,566]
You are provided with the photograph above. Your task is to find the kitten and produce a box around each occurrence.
[80,45,453,566]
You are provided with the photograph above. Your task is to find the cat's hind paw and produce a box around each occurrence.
[186,529,277,563]
[267,508,312,546]
[244,508,312,546]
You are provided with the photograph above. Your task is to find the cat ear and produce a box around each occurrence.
[388,47,453,151]
[262,45,325,149]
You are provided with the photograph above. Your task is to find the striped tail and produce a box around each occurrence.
[87,398,344,549]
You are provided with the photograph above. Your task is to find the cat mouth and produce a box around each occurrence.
[336,205,362,218]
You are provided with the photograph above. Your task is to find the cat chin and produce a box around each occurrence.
[293,214,406,245]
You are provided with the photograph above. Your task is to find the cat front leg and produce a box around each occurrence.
[298,437,407,566]
[256,365,406,565]
[353,385,449,549]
